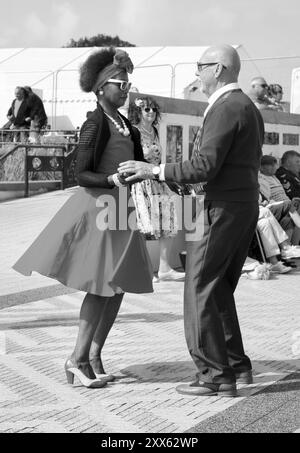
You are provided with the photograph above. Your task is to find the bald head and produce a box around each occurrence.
[250,76,268,99]
[201,45,241,80]
[251,77,267,87]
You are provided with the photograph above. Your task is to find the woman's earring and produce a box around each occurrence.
[98,89,104,95]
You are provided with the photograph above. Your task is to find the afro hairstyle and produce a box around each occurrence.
[79,47,116,93]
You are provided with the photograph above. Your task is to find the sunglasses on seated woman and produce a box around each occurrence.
[106,79,132,91]
[143,106,158,113]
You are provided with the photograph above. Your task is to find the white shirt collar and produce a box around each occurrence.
[204,83,240,118]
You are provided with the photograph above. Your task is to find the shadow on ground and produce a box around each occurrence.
[119,359,300,386]
[0,311,182,330]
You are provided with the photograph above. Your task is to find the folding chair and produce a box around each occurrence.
[248,228,267,263]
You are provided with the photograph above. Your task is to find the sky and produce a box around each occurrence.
[1,0,300,58]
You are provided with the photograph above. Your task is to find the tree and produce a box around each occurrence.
[64,34,135,48]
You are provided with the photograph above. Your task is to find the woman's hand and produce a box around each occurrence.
[117,173,130,185]
[118,160,155,182]
[107,173,131,187]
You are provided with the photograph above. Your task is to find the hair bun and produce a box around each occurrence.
[113,49,134,74]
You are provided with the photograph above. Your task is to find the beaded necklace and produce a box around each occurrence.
[104,112,130,137]
[140,125,154,137]
[138,125,156,144]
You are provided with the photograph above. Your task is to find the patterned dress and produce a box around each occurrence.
[131,127,178,239]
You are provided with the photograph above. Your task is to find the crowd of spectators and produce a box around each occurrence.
[256,151,300,272]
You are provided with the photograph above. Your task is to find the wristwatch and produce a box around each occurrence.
[152,165,161,180]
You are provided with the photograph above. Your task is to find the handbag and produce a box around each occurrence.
[166,182,204,197]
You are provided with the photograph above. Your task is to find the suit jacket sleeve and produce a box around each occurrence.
[75,121,112,188]
[164,101,238,183]
[7,103,13,118]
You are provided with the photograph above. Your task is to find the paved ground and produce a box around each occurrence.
[0,189,299,433]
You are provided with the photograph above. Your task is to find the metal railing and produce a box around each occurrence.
[0,128,78,145]
[0,143,78,197]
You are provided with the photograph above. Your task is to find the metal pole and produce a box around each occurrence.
[172,62,198,98]
[171,66,175,98]
[133,64,173,97]
[24,146,29,198]
[51,72,55,128]
[62,145,67,190]
[54,70,59,130]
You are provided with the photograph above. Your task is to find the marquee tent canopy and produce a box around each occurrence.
[0,45,297,129]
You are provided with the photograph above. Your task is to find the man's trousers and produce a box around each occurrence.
[184,200,259,384]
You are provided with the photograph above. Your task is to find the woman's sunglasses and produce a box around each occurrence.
[106,79,132,91]
[143,107,158,113]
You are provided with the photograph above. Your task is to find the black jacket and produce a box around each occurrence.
[75,104,144,188]
[276,166,300,199]
[27,93,47,127]
[7,99,31,127]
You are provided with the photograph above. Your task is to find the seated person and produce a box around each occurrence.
[276,150,300,199]
[248,77,276,110]
[259,155,290,202]
[257,206,300,272]
[259,155,300,241]
[268,84,287,112]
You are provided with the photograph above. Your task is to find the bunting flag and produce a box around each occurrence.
[42,99,95,103]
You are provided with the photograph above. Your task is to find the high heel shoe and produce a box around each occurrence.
[64,359,108,388]
[94,372,116,382]
[90,357,116,382]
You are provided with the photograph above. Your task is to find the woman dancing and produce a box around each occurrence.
[13,48,153,388]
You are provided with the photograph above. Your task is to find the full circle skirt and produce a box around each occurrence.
[13,187,154,297]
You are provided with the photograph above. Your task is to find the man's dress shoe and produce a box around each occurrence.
[176,379,237,397]
[235,370,253,384]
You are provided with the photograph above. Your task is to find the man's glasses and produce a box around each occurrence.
[106,79,132,91]
[143,107,158,113]
[196,62,227,72]
[259,84,268,88]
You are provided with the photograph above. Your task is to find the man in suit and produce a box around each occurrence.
[7,86,31,142]
[118,45,265,397]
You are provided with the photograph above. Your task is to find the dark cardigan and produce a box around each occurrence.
[164,89,264,202]
[75,104,145,188]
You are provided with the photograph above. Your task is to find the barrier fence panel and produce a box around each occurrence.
[0,143,78,197]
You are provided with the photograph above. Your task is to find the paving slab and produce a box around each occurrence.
[0,190,300,433]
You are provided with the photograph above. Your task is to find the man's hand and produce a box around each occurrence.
[118,160,155,182]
